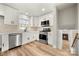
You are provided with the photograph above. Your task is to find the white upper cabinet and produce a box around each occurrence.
[4,6,19,25]
[0,5,5,16]
[48,13,55,26]
[39,12,56,27]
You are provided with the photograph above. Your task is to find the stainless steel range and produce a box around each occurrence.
[39,31,48,44]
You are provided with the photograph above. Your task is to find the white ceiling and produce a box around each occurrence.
[3,3,75,16]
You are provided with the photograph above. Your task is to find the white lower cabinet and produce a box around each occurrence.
[0,31,39,52]
[48,33,53,45]
[4,6,19,25]
[33,31,39,41]
[22,32,29,44]
[48,32,57,48]
[0,34,9,52]
[22,31,39,45]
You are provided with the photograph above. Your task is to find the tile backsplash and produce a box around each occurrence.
[0,24,18,32]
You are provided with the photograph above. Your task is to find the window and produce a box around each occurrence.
[19,18,29,30]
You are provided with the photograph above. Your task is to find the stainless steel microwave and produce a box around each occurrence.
[41,20,49,27]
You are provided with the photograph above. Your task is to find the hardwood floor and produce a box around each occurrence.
[63,40,70,51]
[0,41,72,56]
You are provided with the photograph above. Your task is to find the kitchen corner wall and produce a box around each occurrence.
[0,16,18,32]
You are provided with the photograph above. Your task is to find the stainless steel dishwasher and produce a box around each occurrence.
[9,33,22,49]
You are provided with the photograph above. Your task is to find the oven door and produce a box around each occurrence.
[39,34,48,44]
[39,34,47,40]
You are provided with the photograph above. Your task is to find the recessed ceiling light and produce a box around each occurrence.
[42,8,45,11]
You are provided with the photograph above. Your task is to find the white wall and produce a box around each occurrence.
[58,4,78,30]
[57,4,79,54]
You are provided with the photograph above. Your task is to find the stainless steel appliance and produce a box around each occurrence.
[9,33,22,49]
[39,32,48,44]
[39,20,50,44]
[41,20,49,27]
[42,28,51,32]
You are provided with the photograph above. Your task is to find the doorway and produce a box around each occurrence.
[62,34,70,51]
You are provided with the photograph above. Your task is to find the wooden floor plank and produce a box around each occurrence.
[0,41,72,56]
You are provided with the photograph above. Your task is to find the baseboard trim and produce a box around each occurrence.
[22,40,37,46]
[9,45,22,50]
